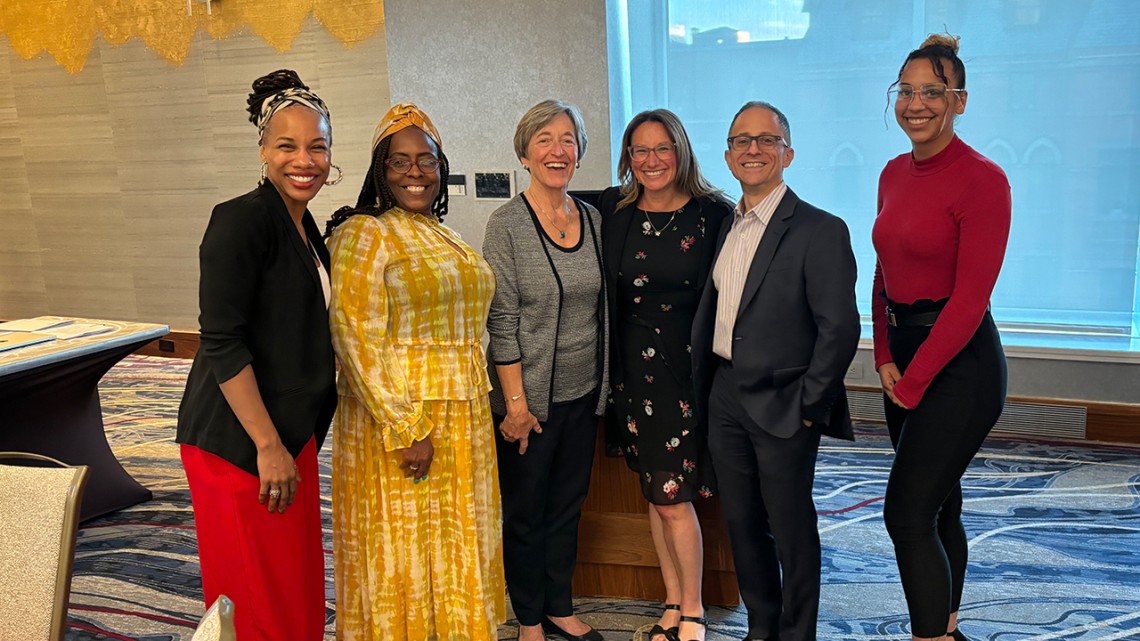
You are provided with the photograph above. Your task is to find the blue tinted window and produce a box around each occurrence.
[609,0,1140,351]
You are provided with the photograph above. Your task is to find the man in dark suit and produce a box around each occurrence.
[692,101,860,641]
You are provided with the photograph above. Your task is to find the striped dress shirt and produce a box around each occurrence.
[712,182,787,360]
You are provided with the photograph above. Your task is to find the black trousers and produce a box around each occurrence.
[708,362,822,641]
[883,311,1006,638]
[494,391,598,626]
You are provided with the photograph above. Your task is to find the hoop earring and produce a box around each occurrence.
[259,162,268,185]
[326,164,344,186]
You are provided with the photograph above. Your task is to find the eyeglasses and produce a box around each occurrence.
[628,143,677,162]
[727,134,786,152]
[386,157,440,174]
[889,83,965,104]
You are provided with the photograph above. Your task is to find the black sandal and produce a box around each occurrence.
[646,603,680,641]
[678,611,707,641]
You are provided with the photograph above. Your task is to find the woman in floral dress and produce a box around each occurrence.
[600,109,731,641]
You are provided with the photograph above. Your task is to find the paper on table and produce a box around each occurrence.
[40,323,115,340]
[0,317,70,332]
[0,332,55,352]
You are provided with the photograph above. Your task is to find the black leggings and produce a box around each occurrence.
[882,310,1006,638]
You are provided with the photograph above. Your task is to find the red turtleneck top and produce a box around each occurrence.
[872,135,1011,408]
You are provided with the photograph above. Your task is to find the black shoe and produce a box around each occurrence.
[646,603,680,641]
[542,616,604,641]
[678,611,707,641]
[950,629,969,641]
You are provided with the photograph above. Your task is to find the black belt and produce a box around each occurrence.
[886,306,942,327]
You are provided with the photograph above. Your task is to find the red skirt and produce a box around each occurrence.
[181,437,325,641]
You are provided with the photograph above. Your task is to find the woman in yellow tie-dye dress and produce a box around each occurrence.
[324,103,505,641]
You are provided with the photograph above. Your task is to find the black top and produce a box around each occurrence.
[177,181,337,475]
[599,186,731,456]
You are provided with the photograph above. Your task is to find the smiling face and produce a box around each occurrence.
[260,106,331,217]
[724,106,793,202]
[385,126,440,215]
[894,58,966,159]
[629,120,678,197]
[523,112,579,191]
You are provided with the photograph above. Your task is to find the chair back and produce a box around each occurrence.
[0,452,89,641]
[190,594,236,641]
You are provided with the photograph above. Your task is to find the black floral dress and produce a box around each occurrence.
[610,199,717,504]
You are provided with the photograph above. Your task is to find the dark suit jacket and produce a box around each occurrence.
[691,187,860,441]
[177,181,337,476]
[599,186,732,452]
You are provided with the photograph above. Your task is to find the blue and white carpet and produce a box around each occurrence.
[64,356,1140,640]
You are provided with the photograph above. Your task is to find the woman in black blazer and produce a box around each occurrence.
[176,70,339,641]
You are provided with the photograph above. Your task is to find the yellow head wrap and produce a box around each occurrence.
[372,102,442,150]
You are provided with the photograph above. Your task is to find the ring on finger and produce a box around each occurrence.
[268,488,282,498]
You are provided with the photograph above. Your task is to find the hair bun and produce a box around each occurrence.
[920,32,960,54]
[246,69,309,125]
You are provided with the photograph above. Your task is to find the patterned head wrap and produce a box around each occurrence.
[256,87,332,142]
[372,102,442,150]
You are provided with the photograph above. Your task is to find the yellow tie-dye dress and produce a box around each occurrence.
[327,209,505,641]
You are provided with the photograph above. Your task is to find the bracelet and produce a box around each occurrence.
[509,392,524,402]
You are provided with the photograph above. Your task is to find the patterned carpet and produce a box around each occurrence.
[65,355,1140,640]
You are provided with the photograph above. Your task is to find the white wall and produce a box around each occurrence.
[383,0,612,251]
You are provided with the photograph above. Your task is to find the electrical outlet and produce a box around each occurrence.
[845,361,864,379]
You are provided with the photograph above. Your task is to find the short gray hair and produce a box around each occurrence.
[729,100,791,146]
[513,99,589,161]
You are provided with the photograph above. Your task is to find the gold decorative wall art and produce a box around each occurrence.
[0,0,385,73]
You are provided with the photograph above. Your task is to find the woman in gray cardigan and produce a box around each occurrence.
[483,99,608,641]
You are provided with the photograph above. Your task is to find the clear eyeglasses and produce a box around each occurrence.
[726,134,786,152]
[628,143,677,162]
[386,157,441,174]
[890,83,965,104]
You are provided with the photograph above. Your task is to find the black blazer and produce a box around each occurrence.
[599,186,732,451]
[691,188,860,441]
[177,181,337,475]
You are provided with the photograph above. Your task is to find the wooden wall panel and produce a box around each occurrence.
[0,47,49,318]
[574,421,740,606]
[0,19,389,331]
[102,37,217,330]
[11,46,138,320]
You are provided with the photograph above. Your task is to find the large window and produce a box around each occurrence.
[607,0,1140,351]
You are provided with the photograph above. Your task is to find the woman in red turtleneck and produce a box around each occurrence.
[872,34,1011,641]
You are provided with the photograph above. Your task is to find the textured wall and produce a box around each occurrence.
[383,0,612,251]
[0,21,389,330]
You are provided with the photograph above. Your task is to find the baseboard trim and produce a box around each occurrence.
[133,330,199,360]
[848,385,1140,445]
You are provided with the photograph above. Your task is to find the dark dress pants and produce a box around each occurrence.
[708,362,822,641]
[494,391,597,626]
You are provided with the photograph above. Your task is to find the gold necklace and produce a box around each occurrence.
[530,192,572,239]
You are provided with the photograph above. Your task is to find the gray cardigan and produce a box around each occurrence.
[483,193,609,420]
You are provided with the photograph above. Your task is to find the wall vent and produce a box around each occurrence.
[847,388,1087,439]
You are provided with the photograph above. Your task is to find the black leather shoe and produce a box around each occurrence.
[678,612,707,641]
[542,616,604,641]
[646,603,680,641]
